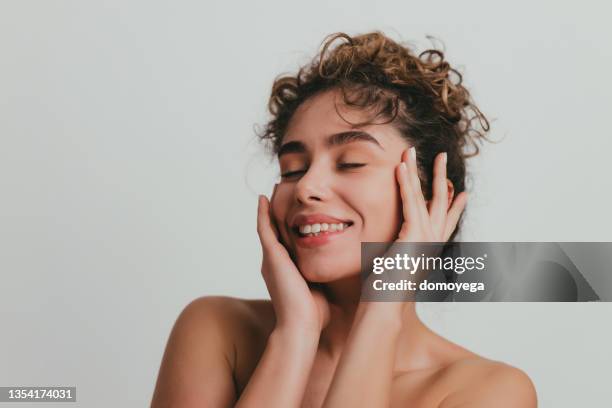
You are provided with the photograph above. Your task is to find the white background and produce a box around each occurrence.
[1,1,611,407]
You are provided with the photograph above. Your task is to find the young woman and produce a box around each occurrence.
[151,31,537,407]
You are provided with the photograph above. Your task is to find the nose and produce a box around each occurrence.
[294,161,331,205]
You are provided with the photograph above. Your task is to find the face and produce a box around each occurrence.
[270,88,413,283]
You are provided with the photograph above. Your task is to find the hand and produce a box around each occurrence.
[396,146,467,243]
[257,186,330,335]
[361,147,468,303]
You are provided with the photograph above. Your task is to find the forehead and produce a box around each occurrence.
[283,89,406,149]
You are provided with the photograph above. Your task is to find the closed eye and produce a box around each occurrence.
[281,163,366,179]
[338,163,366,169]
[281,169,306,179]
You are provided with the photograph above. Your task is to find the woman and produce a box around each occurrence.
[151,31,537,407]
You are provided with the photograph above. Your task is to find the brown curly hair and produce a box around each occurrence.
[257,31,492,241]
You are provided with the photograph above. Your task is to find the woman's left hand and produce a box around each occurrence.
[395,146,467,243]
[360,146,468,304]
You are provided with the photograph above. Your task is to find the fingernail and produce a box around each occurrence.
[400,162,407,172]
[442,152,447,165]
[410,146,416,161]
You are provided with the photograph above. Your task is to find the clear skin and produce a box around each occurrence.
[151,89,538,408]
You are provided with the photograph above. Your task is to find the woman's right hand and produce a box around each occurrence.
[257,190,330,335]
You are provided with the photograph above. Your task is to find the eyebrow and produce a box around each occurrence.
[277,130,384,158]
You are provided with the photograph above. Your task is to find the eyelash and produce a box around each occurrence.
[338,162,366,169]
[281,163,366,179]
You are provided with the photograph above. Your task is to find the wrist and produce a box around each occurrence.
[271,324,321,344]
[355,301,407,331]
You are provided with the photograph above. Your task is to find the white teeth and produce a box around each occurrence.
[299,222,349,235]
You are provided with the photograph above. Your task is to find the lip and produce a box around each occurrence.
[291,213,353,228]
[290,213,354,249]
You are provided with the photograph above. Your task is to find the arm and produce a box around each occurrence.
[235,327,319,407]
[235,194,330,407]
[323,147,467,408]
[322,302,404,408]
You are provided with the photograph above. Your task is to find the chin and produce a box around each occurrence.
[297,256,362,283]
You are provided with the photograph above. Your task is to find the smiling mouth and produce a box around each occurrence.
[293,222,354,237]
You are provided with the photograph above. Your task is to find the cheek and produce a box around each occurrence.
[351,174,402,241]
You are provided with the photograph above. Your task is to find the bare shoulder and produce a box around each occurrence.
[183,297,276,382]
[151,296,275,407]
[176,296,276,361]
[438,357,537,408]
[179,295,275,334]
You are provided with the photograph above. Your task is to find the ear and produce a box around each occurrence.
[446,179,455,209]
[426,179,455,211]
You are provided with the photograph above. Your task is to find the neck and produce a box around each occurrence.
[317,275,427,362]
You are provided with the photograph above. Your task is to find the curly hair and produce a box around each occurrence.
[257,31,492,241]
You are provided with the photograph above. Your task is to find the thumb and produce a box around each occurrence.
[257,195,281,252]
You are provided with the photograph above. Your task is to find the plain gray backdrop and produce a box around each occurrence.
[1,1,611,407]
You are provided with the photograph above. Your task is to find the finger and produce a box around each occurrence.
[271,183,279,205]
[429,152,449,237]
[396,152,421,238]
[268,184,281,240]
[443,191,468,240]
[396,159,420,237]
[405,146,430,228]
[257,195,281,251]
